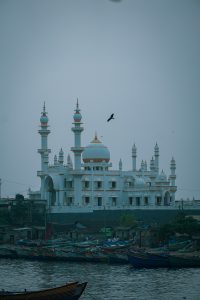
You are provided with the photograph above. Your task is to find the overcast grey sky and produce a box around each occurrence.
[0,0,199,199]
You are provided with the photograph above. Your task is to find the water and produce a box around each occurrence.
[0,259,200,300]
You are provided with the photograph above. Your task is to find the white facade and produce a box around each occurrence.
[34,101,177,213]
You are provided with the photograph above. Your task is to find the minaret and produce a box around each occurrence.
[170,157,176,186]
[38,103,51,199]
[67,154,73,169]
[58,148,64,165]
[71,99,84,206]
[132,143,137,171]
[119,158,122,171]
[54,155,58,165]
[71,99,84,170]
[154,143,159,174]
[150,156,155,172]
[141,160,144,171]
[144,160,147,171]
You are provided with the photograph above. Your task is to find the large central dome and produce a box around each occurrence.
[82,134,110,163]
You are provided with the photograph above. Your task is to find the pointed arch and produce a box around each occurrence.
[164,191,170,206]
[44,176,56,206]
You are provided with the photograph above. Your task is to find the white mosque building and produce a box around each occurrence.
[31,101,177,213]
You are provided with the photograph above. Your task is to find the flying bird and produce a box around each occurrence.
[107,113,114,122]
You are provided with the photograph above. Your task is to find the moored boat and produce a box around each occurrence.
[169,252,200,268]
[0,247,18,259]
[128,250,170,268]
[108,252,128,264]
[0,281,87,300]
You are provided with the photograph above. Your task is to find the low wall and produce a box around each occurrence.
[48,209,200,228]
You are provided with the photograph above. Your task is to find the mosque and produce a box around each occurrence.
[30,101,177,214]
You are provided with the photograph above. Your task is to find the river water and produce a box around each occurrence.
[0,258,200,300]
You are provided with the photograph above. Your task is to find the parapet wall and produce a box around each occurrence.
[48,209,200,228]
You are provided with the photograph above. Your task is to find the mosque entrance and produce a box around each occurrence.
[164,191,170,206]
[45,176,56,206]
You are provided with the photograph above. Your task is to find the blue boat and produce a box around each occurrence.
[128,250,170,268]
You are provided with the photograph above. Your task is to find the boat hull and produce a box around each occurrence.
[169,254,200,268]
[128,251,170,268]
[0,282,87,300]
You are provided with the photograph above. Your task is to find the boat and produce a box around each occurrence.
[102,247,129,264]
[0,247,18,259]
[0,281,87,300]
[168,240,192,251]
[128,250,170,268]
[107,252,128,264]
[169,252,200,268]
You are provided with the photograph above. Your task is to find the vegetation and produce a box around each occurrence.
[158,212,200,242]
[119,213,138,228]
[10,194,29,226]
[2,194,46,227]
[0,210,11,225]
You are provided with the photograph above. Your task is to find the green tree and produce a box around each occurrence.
[119,213,138,227]
[10,194,29,226]
[158,212,200,242]
[0,210,11,225]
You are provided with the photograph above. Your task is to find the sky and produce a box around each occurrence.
[0,0,199,200]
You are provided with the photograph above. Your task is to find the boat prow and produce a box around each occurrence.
[0,281,87,300]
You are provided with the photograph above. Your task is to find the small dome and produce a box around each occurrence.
[73,99,82,122]
[154,142,159,150]
[134,177,146,188]
[82,134,110,163]
[171,157,176,164]
[40,113,48,124]
[73,112,82,122]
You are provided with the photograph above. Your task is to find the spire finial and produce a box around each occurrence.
[40,102,48,123]
[43,102,46,113]
[76,98,79,109]
[91,132,101,143]
[119,158,122,171]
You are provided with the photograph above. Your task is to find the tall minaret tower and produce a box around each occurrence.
[170,157,176,186]
[58,148,64,165]
[119,158,122,171]
[132,143,137,171]
[150,156,155,172]
[71,99,84,206]
[38,103,51,199]
[71,99,84,170]
[154,142,159,174]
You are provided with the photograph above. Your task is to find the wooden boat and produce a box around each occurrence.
[108,252,128,264]
[128,251,170,268]
[168,240,192,251]
[0,248,18,259]
[102,247,129,264]
[169,252,200,268]
[0,281,87,300]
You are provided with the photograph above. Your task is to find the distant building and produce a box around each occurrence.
[29,101,177,213]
